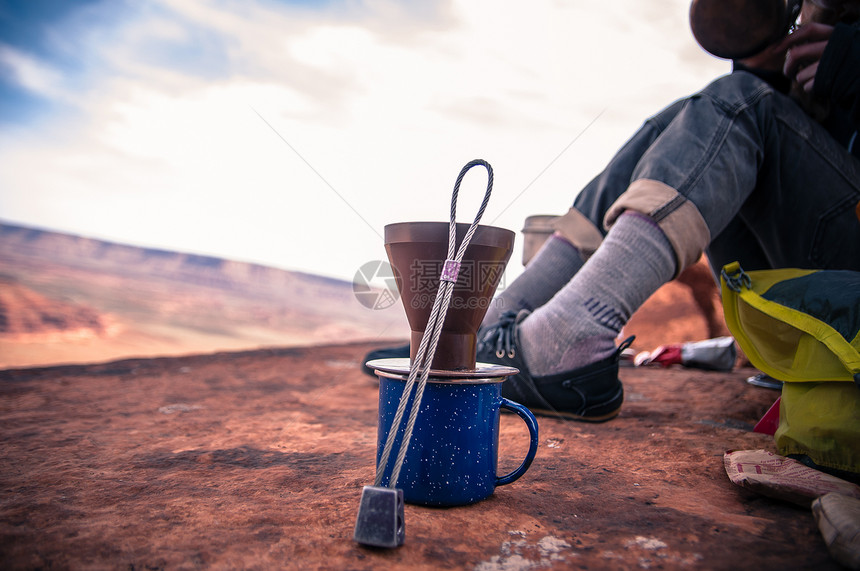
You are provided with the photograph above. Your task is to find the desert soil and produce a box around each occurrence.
[0,340,841,570]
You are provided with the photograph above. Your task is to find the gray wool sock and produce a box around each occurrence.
[518,212,677,377]
[483,234,584,326]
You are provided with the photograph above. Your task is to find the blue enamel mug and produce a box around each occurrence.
[369,359,539,507]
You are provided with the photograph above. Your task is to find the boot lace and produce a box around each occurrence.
[477,310,519,359]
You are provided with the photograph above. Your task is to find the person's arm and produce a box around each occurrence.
[812,23,860,127]
[784,22,860,128]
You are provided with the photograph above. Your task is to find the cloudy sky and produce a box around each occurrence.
[0,0,728,282]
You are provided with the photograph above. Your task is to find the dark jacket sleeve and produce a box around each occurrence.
[814,22,860,130]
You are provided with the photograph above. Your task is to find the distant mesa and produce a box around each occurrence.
[0,220,407,368]
[0,276,105,336]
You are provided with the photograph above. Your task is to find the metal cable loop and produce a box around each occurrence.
[374,160,494,489]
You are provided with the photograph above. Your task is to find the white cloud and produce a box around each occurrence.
[0,44,65,98]
[0,0,729,281]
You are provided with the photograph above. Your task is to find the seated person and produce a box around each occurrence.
[370,1,860,422]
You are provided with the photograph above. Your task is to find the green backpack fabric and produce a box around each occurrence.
[720,262,860,475]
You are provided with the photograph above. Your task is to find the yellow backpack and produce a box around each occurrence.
[720,262,860,476]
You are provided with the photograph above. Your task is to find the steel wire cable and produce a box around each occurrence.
[374,159,494,488]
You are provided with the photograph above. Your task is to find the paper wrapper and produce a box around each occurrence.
[724,449,860,507]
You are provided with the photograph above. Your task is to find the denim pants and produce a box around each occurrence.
[566,71,860,276]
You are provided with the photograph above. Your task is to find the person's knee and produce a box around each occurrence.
[699,71,779,110]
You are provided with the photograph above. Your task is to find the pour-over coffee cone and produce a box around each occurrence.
[385,221,514,371]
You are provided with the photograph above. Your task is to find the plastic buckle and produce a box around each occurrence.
[721,266,751,293]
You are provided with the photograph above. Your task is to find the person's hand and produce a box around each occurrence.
[780,22,835,93]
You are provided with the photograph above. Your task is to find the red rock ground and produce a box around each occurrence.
[0,341,841,570]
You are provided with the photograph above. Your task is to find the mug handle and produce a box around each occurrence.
[495,398,539,486]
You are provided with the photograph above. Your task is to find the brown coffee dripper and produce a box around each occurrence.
[385,221,514,371]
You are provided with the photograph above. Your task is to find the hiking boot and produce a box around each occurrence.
[476,310,632,421]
